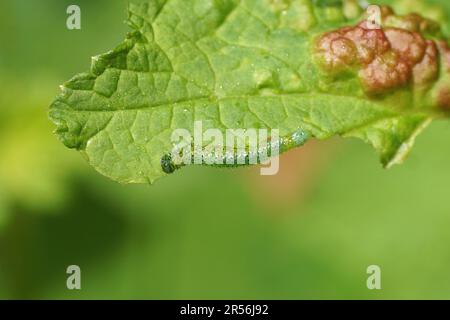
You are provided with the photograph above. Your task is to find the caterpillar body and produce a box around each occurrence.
[161,129,310,174]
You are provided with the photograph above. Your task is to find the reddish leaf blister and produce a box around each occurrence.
[315,5,448,106]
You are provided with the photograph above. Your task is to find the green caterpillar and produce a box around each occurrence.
[161,129,310,174]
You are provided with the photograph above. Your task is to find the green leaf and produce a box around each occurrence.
[49,0,450,184]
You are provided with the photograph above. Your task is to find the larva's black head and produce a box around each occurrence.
[161,154,176,174]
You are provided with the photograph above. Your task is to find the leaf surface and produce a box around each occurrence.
[50,0,450,183]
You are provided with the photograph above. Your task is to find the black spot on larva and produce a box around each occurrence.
[161,154,176,174]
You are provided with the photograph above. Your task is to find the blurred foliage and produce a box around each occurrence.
[1,0,450,299]
[0,80,84,227]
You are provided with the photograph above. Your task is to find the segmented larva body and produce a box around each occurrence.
[161,129,310,174]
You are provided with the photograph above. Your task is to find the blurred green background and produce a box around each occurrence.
[1,0,450,299]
